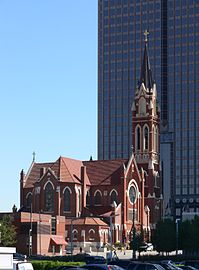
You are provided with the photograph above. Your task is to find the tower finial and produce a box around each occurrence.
[144,29,149,42]
[32,151,36,162]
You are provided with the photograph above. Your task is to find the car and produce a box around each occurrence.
[152,261,182,270]
[13,261,34,270]
[13,253,27,261]
[183,261,199,270]
[158,262,179,270]
[127,262,166,270]
[81,263,125,270]
[84,255,106,264]
[138,243,153,252]
[49,267,89,270]
[179,266,198,270]
[108,260,133,269]
[146,243,153,251]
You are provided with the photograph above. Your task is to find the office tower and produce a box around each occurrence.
[98,0,199,218]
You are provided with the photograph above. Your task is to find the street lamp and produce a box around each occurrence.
[70,218,74,259]
[175,218,180,255]
[132,204,136,259]
[109,213,119,261]
[29,203,33,257]
[145,206,150,242]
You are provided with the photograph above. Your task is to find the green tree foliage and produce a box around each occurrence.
[0,215,16,247]
[129,227,144,251]
[153,218,175,252]
[179,216,199,252]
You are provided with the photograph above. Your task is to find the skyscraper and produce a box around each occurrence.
[98,0,199,218]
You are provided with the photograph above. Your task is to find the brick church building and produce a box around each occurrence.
[16,37,163,256]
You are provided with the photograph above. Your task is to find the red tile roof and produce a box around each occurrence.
[24,162,54,188]
[24,157,127,188]
[83,159,127,185]
[84,206,114,216]
[65,217,108,226]
[51,235,67,245]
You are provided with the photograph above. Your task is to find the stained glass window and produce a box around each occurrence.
[64,188,71,212]
[45,182,54,212]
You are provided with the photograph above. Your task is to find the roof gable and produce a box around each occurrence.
[24,156,90,188]
[124,152,142,182]
[24,162,54,188]
[83,159,127,186]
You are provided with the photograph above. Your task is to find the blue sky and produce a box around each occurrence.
[0,1,97,211]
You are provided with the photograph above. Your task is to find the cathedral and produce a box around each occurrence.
[16,37,163,256]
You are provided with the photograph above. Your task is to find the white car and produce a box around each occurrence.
[146,243,153,251]
[13,261,34,270]
[138,242,153,252]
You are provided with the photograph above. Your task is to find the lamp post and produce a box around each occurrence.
[39,211,42,255]
[132,204,136,259]
[110,215,113,261]
[175,218,180,255]
[70,219,74,259]
[109,213,119,261]
[29,203,33,257]
[145,206,150,242]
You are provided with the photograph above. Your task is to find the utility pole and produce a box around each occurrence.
[175,218,180,255]
[110,215,113,261]
[70,219,74,260]
[132,205,136,259]
[29,203,33,257]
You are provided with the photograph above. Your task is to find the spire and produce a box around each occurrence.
[139,30,154,91]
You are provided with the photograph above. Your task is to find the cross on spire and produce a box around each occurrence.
[144,29,149,42]
[32,151,36,162]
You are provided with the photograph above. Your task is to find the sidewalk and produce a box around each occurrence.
[90,249,136,260]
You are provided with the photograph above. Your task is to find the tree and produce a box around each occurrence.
[180,216,199,253]
[0,215,16,247]
[129,227,143,251]
[153,218,175,253]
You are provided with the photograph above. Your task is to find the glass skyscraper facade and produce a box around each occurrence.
[98,0,199,217]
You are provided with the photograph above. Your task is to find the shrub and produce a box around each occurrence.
[31,260,85,270]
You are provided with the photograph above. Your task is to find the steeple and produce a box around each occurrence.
[139,30,154,91]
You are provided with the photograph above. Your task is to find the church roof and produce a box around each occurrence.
[139,40,154,91]
[24,157,128,188]
[24,162,54,188]
[84,205,114,216]
[83,159,127,185]
[65,217,108,226]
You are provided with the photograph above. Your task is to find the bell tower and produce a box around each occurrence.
[132,31,162,225]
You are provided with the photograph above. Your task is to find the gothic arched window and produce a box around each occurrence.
[64,188,71,212]
[156,126,159,152]
[45,182,54,212]
[26,193,32,208]
[110,190,118,205]
[78,189,82,212]
[144,126,149,150]
[153,126,156,151]
[139,97,146,115]
[136,126,141,150]
[86,190,90,206]
[94,190,102,205]
[89,229,95,241]
[73,229,78,240]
